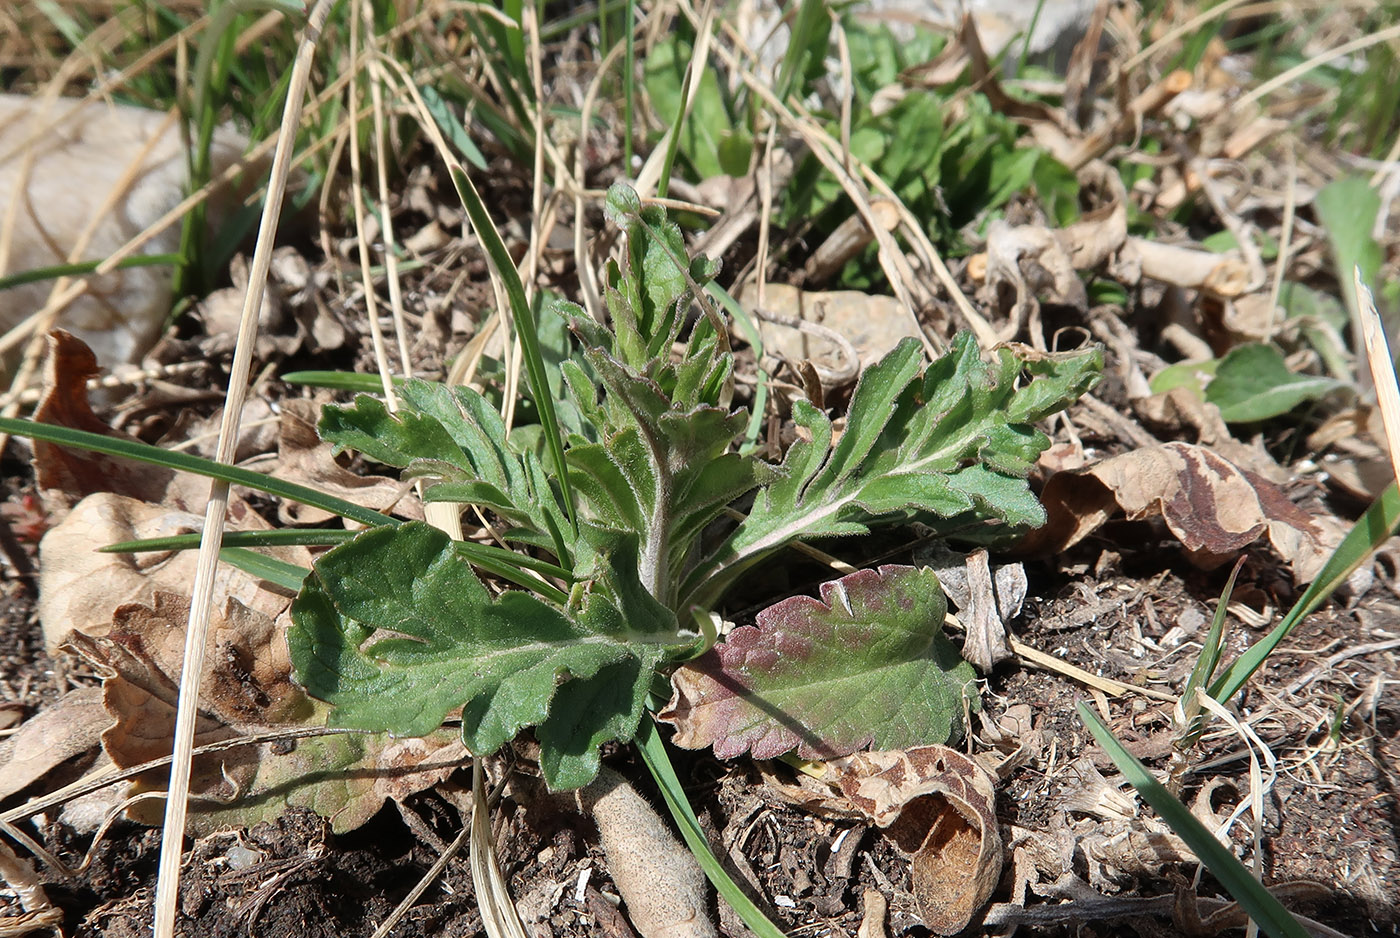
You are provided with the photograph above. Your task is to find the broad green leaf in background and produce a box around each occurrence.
[286,522,675,790]
[1204,343,1345,422]
[642,33,735,180]
[682,334,1103,603]
[660,565,976,759]
[1149,358,1220,398]
[1314,176,1381,321]
[1279,281,1352,379]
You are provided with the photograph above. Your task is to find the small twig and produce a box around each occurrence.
[1266,150,1299,338]
[371,796,474,938]
[1010,638,1178,703]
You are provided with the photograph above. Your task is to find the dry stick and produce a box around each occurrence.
[765,75,978,349]
[710,56,931,356]
[1265,149,1298,339]
[1009,638,1178,702]
[150,4,334,937]
[831,9,854,180]
[346,3,399,405]
[369,804,475,938]
[1120,0,1252,72]
[753,123,779,313]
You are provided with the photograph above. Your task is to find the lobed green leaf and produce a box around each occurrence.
[683,334,1102,603]
[287,522,670,789]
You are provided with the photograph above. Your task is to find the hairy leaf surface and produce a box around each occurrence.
[659,565,976,760]
[683,334,1102,603]
[319,379,574,560]
[286,522,667,789]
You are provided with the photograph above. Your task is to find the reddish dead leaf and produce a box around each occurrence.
[1020,441,1339,582]
[32,330,174,510]
[831,746,1003,935]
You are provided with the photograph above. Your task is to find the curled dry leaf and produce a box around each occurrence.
[1020,441,1340,582]
[916,544,1027,673]
[62,592,466,834]
[830,746,1003,936]
[32,331,175,512]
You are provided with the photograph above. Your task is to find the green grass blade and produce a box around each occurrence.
[773,0,826,104]
[0,416,389,528]
[103,529,358,553]
[447,165,578,536]
[1078,703,1311,938]
[705,281,767,451]
[1209,482,1400,703]
[220,547,309,591]
[418,83,490,170]
[1177,558,1242,742]
[0,254,182,292]
[280,371,406,392]
[635,719,790,938]
[104,528,573,598]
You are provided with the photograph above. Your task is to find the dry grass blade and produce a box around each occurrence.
[469,761,529,938]
[1356,269,1400,484]
[1234,22,1400,113]
[150,3,335,936]
[346,0,400,405]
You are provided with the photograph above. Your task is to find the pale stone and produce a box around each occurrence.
[740,282,924,383]
[0,94,260,366]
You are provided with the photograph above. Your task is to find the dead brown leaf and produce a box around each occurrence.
[274,398,421,525]
[1020,441,1339,582]
[61,593,467,835]
[32,330,174,511]
[830,746,1003,935]
[0,687,106,802]
[36,492,305,649]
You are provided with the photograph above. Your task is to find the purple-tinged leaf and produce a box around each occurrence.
[659,565,975,760]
